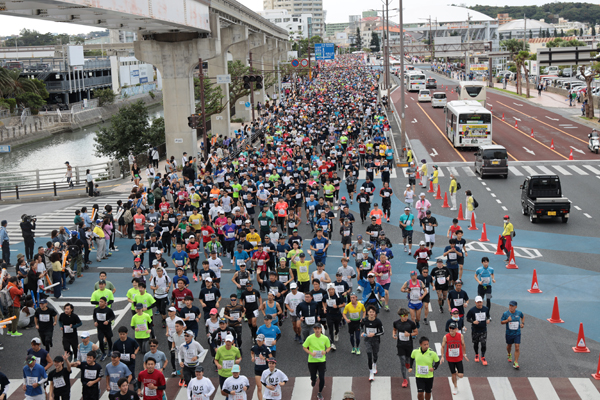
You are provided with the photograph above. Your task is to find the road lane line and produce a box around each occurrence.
[493,115,569,159]
[583,165,600,174]
[529,377,560,400]
[567,165,588,175]
[496,101,588,144]
[502,206,508,211]
[508,166,523,176]
[430,321,437,333]
[537,166,555,175]
[569,377,600,400]
[584,213,592,218]
[552,165,572,175]
[496,199,502,204]
[415,102,467,162]
[491,193,496,197]
[448,167,459,177]
[522,166,539,175]
[486,187,491,191]
[574,206,582,210]
[488,377,518,400]
[434,342,442,357]
[461,167,475,176]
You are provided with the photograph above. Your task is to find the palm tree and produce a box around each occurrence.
[580,62,600,118]
[514,50,531,98]
[501,39,527,95]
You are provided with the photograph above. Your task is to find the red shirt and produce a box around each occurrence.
[159,202,169,215]
[449,225,461,238]
[177,190,189,203]
[445,332,464,362]
[133,214,146,232]
[186,242,200,259]
[358,144,366,154]
[137,369,166,400]
[200,226,215,244]
[171,288,194,311]
[252,251,270,272]
[414,248,432,264]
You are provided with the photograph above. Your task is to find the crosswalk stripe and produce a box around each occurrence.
[536,166,555,175]
[358,169,398,180]
[529,377,560,400]
[583,165,600,174]
[488,377,518,400]
[437,168,445,177]
[372,376,392,400]
[522,166,539,175]
[409,377,420,400]
[567,165,588,175]
[551,165,572,175]
[453,376,475,400]
[570,377,600,400]
[332,376,353,399]
[508,166,523,176]
[461,167,475,176]
[448,167,459,177]
[291,376,313,400]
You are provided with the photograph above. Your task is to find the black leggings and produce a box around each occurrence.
[308,361,326,392]
[474,341,487,356]
[62,334,78,356]
[97,328,113,354]
[190,258,199,274]
[326,314,341,342]
[348,321,361,347]
[224,241,235,259]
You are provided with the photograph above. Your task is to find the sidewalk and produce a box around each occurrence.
[495,83,574,109]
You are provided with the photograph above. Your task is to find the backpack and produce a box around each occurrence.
[472,197,479,209]
[67,244,80,257]
[456,181,462,191]
[148,192,155,206]
[0,286,13,308]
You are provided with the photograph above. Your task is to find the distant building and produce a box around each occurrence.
[527,36,577,54]
[326,22,349,37]
[498,19,555,40]
[362,11,378,18]
[258,10,313,39]
[550,17,587,33]
[497,13,512,25]
[262,0,324,36]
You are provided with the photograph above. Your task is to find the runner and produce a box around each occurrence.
[447,280,469,322]
[260,359,288,400]
[323,283,345,350]
[440,322,469,395]
[393,308,418,388]
[361,305,384,381]
[401,271,427,329]
[399,208,415,255]
[186,366,215,400]
[220,365,249,400]
[409,336,440,400]
[420,210,437,250]
[417,267,433,325]
[442,239,462,287]
[302,323,331,400]
[466,296,491,366]
[474,257,495,312]
[501,300,524,369]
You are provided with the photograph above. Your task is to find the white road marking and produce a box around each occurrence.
[462,167,475,176]
[371,376,392,400]
[291,377,313,400]
[569,377,600,400]
[409,378,419,400]
[523,147,535,155]
[537,166,555,175]
[333,377,354,400]
[574,206,582,210]
[514,117,521,121]
[496,199,502,204]
[452,377,475,400]
[552,165,572,175]
[570,146,585,154]
[545,116,559,121]
[448,167,459,177]
[522,166,539,175]
[502,206,508,211]
[430,320,438,333]
[584,213,592,218]
[430,148,438,157]
[486,187,491,191]
[529,377,560,400]
[564,126,578,129]
[559,124,573,126]
[0,204,21,213]
[583,165,600,174]
[491,193,496,197]
[481,182,487,186]
[488,377,518,400]
[567,165,588,175]
[508,166,523,176]
[513,102,523,107]
[435,342,442,357]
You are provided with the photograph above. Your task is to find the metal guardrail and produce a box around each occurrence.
[0,160,121,198]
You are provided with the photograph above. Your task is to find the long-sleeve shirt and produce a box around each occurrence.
[360,317,385,340]
[177,340,206,367]
[0,227,9,243]
[23,364,47,397]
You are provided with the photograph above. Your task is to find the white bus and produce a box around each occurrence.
[458,81,487,107]
[444,100,493,148]
[405,71,427,92]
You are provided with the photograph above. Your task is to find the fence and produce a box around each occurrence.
[121,83,157,98]
[0,160,121,199]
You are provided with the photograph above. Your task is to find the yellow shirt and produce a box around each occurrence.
[467,196,474,211]
[343,302,366,321]
[421,164,428,177]
[93,226,105,239]
[449,179,457,194]
[189,213,203,230]
[246,233,261,249]
[432,170,439,184]
[502,222,514,237]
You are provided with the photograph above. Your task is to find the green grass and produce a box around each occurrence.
[490,87,534,98]
[579,116,598,122]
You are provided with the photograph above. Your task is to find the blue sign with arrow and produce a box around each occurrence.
[314,43,335,60]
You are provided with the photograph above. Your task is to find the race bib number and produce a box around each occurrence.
[84,369,97,379]
[419,252,429,258]
[366,327,377,335]
[448,253,457,260]
[27,377,38,386]
[481,277,490,284]
[437,277,446,285]
[178,301,185,309]
[417,365,429,375]
[227,232,235,238]
[426,225,433,231]
[349,312,359,320]
[110,382,119,391]
[448,348,460,357]
[205,293,215,301]
[222,360,234,369]
[230,313,240,321]
[475,312,486,322]
[176,260,183,266]
[299,265,308,273]
[54,377,66,388]
[246,295,256,303]
[278,275,288,282]
[399,333,410,341]
[136,323,147,331]
[121,353,130,362]
[453,298,464,307]
[305,316,315,325]
[185,313,195,321]
[264,337,274,346]
[97,313,106,321]
[260,221,268,226]
[381,273,389,280]
[326,299,336,307]
[39,314,50,322]
[145,387,157,397]
[508,321,519,330]
[314,350,323,359]
[64,325,73,334]
[255,357,266,366]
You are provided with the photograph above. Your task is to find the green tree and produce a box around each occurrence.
[501,39,528,95]
[355,28,363,50]
[592,26,597,36]
[580,28,584,36]
[546,29,550,38]
[95,88,115,106]
[514,50,531,98]
[579,62,600,118]
[94,100,164,160]
[193,76,224,120]
[370,31,381,52]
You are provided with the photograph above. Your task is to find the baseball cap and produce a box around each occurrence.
[406,184,411,187]
[313,323,323,329]
[135,303,144,309]
[134,257,141,262]
[410,271,417,276]
[54,242,60,248]
[404,207,410,211]
[31,337,42,344]
[475,296,484,302]
[152,260,159,265]
[231,365,240,373]
[451,308,459,313]
[504,215,510,219]
[195,365,204,372]
[419,240,426,245]
[455,279,463,285]
[509,300,518,306]
[80,331,90,338]
[39,298,48,304]
[210,308,218,315]
[219,318,227,324]
[26,355,37,364]
[256,334,266,341]
[205,277,213,282]
[290,282,298,289]
[357,234,362,239]
[184,330,194,336]
[265,314,273,320]
[343,391,356,399]
[225,334,235,342]
[168,307,177,312]
[54,355,65,362]
[98,280,106,285]
[426,210,432,214]
[449,322,458,329]
[436,258,443,263]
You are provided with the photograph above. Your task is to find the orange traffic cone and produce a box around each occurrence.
[435,185,442,200]
[495,235,504,255]
[442,192,450,208]
[428,181,434,193]
[592,353,600,379]
[490,105,493,113]
[416,169,420,180]
[446,86,448,91]
[530,128,534,138]
[451,88,454,94]
[479,223,489,242]
[506,248,518,269]
[441,84,444,88]
[515,120,519,129]
[573,323,591,353]
[547,297,564,323]
[527,269,542,293]
[457,204,464,221]
[468,212,478,230]
[502,113,504,121]
[569,149,574,160]
[550,139,555,150]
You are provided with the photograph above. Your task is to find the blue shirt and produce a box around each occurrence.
[501,310,524,337]
[173,275,190,287]
[233,251,250,271]
[357,278,386,305]
[399,213,415,231]
[171,251,189,268]
[23,363,47,396]
[105,362,132,394]
[256,324,281,351]
[310,237,329,254]
[0,226,9,243]
[443,246,461,268]
[306,200,319,215]
[475,266,494,286]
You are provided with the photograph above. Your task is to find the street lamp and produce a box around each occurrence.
[15,34,19,61]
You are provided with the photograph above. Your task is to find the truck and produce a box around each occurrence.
[520,175,571,223]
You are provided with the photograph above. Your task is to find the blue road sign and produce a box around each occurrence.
[245,102,251,108]
[314,43,335,60]
[0,145,10,153]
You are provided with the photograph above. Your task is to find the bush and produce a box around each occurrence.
[15,92,45,114]
[230,117,244,123]
[148,91,155,99]
[96,88,116,107]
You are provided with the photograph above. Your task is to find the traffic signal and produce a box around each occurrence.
[187,114,199,129]
[242,75,263,90]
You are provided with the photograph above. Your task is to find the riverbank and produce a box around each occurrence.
[0,91,163,149]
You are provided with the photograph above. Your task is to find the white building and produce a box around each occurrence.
[550,17,587,34]
[262,0,324,36]
[498,19,555,40]
[258,9,313,39]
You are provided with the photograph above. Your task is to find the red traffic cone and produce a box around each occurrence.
[569,149,574,160]
[479,223,489,242]
[428,181,434,193]
[435,184,442,200]
[468,212,478,230]
[550,139,555,150]
[442,192,450,208]
[502,113,505,121]
[527,269,542,293]
[573,323,591,353]
[495,235,504,255]
[416,169,420,180]
[592,353,600,379]
[441,84,444,88]
[547,296,564,323]
[446,86,448,91]
[515,120,519,129]
[506,248,518,269]
[490,105,493,113]
[457,203,465,221]
[451,88,454,94]
[530,128,534,138]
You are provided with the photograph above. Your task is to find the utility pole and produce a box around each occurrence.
[465,13,472,79]
[428,16,433,61]
[382,4,387,91]
[399,0,406,158]
[523,14,527,47]
[198,58,208,160]
[249,51,255,122]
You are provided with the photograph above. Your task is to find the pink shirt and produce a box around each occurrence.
[415,199,432,220]
[374,261,392,285]
[214,216,228,235]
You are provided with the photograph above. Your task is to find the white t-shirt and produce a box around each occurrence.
[208,258,224,278]
[284,292,305,316]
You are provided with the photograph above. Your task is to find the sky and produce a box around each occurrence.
[0,0,589,36]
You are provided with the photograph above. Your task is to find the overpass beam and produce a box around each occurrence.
[208,24,248,138]
[134,16,221,161]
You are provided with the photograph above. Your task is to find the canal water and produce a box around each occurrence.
[0,106,164,174]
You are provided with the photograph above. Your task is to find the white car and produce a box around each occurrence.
[431,92,447,108]
[418,89,431,102]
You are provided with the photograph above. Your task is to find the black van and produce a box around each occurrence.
[474,145,508,178]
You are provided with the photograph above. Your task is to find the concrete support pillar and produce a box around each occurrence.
[134,18,221,159]
[208,24,248,138]
[251,37,276,106]
[229,33,265,122]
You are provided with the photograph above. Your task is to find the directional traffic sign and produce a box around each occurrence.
[291,59,299,67]
[0,145,10,153]
[300,59,309,68]
[216,74,231,84]
[314,43,335,60]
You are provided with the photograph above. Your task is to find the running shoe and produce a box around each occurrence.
[440,306,444,313]
[317,393,324,400]
[356,347,361,355]
[193,274,198,282]
[384,305,390,311]
[369,371,375,381]
[423,318,428,325]
[402,379,408,388]
[171,371,177,377]
[179,379,184,387]
[331,344,336,350]
[474,355,479,363]
[334,333,339,341]
[507,353,512,362]
[452,387,458,395]
[100,354,107,362]
[373,363,377,374]
[513,362,519,370]
[10,331,22,337]
[351,347,356,354]
[481,357,488,366]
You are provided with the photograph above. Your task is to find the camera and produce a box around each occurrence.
[21,214,37,223]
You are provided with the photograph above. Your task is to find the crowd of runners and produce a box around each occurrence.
[0,54,525,400]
